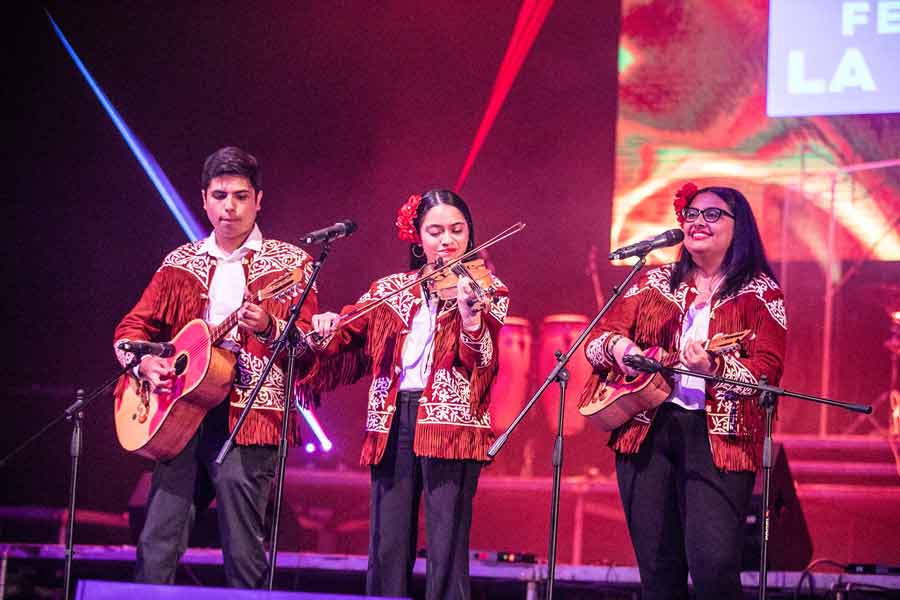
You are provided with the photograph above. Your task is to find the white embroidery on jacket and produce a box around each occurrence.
[461,328,493,367]
[489,295,510,324]
[586,333,612,369]
[707,394,745,436]
[764,297,787,330]
[365,377,392,433]
[232,350,286,411]
[711,274,784,326]
[357,273,418,324]
[419,368,491,429]
[717,354,758,396]
[247,240,314,288]
[624,265,688,311]
[114,338,137,368]
[160,241,213,287]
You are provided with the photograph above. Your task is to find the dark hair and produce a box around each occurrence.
[201,146,261,191]
[408,189,476,270]
[670,186,777,298]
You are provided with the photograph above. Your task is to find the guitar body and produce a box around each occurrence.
[114,319,237,460]
[578,330,751,431]
[578,346,673,431]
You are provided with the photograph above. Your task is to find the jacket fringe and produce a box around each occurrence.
[414,422,494,462]
[365,305,400,372]
[359,424,494,466]
[229,403,298,447]
[155,268,205,333]
[577,372,606,409]
[709,436,758,472]
[303,345,371,392]
[609,415,655,454]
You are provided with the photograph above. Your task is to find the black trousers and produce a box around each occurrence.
[615,403,755,600]
[135,401,277,588]
[367,391,482,600]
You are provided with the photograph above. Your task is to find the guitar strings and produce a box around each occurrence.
[171,276,297,361]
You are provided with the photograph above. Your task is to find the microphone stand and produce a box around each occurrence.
[488,255,649,600]
[215,240,332,591]
[624,356,871,600]
[0,360,139,600]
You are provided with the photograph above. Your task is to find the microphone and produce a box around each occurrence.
[623,353,663,374]
[301,220,358,245]
[117,340,176,358]
[609,229,684,261]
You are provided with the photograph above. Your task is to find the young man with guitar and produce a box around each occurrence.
[579,184,786,600]
[113,146,317,588]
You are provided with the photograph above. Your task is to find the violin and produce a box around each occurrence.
[306,222,525,343]
[421,258,496,306]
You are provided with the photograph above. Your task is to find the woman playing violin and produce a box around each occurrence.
[579,184,786,600]
[309,189,509,600]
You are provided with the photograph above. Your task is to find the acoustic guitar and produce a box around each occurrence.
[579,330,750,431]
[114,268,306,460]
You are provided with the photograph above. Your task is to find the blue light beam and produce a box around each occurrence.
[296,399,334,452]
[47,11,207,241]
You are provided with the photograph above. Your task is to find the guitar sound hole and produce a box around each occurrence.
[174,353,188,376]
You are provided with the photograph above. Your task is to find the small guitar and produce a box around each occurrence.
[579,330,750,431]
[114,268,307,460]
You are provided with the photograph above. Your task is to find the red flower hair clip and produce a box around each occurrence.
[395,194,422,242]
[673,182,698,225]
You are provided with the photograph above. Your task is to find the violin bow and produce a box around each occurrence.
[308,221,525,338]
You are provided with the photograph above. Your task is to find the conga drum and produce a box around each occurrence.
[489,316,532,434]
[537,314,591,436]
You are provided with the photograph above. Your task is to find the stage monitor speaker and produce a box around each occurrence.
[742,442,813,571]
[76,579,409,599]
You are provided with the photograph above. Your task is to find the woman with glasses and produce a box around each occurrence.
[579,184,786,600]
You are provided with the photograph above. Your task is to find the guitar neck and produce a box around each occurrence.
[208,292,262,342]
[209,310,241,343]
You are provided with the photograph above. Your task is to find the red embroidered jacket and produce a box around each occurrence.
[113,237,317,447]
[579,264,786,471]
[310,270,509,465]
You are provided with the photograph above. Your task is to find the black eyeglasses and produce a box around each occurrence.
[681,206,735,223]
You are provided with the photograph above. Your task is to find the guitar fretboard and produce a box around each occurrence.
[210,311,241,343]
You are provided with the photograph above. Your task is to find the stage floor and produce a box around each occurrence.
[1,544,898,599]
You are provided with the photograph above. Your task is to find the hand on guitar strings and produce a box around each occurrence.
[679,340,717,375]
[138,356,176,394]
[238,293,272,335]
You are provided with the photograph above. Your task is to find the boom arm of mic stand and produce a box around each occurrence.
[0,358,139,469]
[656,364,871,414]
[488,255,648,458]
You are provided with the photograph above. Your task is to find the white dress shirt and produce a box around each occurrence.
[667,300,711,411]
[398,295,437,391]
[201,224,263,350]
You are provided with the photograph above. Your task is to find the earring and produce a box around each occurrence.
[412,244,425,258]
